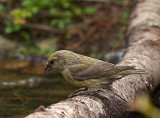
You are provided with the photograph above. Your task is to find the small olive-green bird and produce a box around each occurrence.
[44,50,146,88]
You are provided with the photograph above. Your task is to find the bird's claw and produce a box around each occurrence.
[68,91,94,98]
[74,87,88,93]
[68,87,91,98]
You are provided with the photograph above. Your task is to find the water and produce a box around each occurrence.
[0,70,76,118]
[0,50,122,118]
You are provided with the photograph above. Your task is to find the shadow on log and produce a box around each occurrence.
[25,0,160,117]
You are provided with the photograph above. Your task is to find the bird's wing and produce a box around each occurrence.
[71,62,136,81]
[70,62,116,81]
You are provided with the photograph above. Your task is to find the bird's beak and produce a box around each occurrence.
[44,64,52,76]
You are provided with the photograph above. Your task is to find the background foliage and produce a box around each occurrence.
[0,0,128,58]
[1,1,160,118]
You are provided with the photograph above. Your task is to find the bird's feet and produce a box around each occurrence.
[68,87,94,98]
[75,87,88,93]
[68,88,104,98]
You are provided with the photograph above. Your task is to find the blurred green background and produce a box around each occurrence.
[0,0,129,58]
[1,0,159,118]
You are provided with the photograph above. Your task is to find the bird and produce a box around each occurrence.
[44,50,147,91]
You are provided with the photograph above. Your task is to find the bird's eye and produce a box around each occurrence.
[50,60,54,64]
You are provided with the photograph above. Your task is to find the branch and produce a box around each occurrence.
[25,0,160,117]
[24,23,64,34]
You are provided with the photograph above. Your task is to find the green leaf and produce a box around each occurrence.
[50,19,59,27]
[11,9,33,18]
[84,6,96,14]
[62,11,73,17]
[63,2,71,8]
[5,27,13,34]
[4,22,21,34]
[22,0,33,8]
[74,8,82,16]
[57,21,65,29]
[49,8,60,14]
[30,7,39,15]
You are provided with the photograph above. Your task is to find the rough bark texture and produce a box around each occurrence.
[25,0,160,118]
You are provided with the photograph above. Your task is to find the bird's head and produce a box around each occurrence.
[44,50,81,75]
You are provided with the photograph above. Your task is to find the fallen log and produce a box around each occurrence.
[25,0,160,117]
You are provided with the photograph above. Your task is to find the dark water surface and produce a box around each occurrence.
[0,50,122,118]
[0,70,76,118]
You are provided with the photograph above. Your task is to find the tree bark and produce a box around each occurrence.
[25,0,160,118]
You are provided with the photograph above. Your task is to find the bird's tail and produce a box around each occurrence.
[109,68,148,80]
[118,69,148,78]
